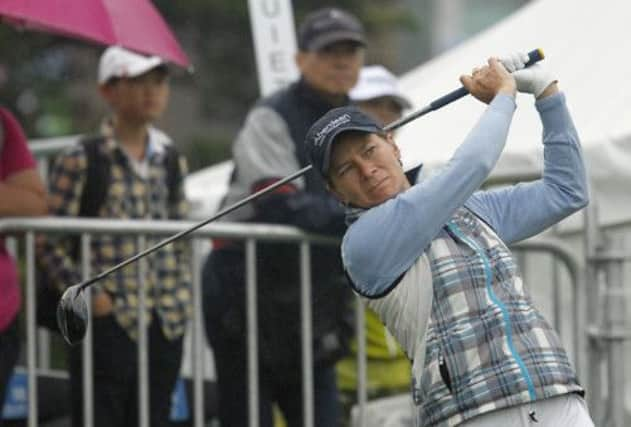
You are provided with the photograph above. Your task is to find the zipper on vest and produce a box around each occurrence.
[438,353,453,393]
[447,222,537,402]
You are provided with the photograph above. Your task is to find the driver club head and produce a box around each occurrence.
[56,284,88,346]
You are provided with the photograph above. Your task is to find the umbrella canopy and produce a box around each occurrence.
[0,0,189,67]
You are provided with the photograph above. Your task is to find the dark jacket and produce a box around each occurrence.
[204,79,352,376]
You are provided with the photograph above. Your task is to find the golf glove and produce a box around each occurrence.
[500,51,556,97]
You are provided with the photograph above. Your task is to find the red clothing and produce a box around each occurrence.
[0,107,36,331]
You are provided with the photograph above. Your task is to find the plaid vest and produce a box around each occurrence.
[413,207,582,426]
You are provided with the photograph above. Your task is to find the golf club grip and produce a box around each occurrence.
[428,48,545,112]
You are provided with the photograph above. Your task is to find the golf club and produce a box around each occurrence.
[56,48,545,345]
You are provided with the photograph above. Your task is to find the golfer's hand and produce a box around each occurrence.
[500,51,557,99]
[92,291,113,317]
[460,57,516,104]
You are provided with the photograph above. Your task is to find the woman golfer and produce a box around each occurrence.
[305,53,594,426]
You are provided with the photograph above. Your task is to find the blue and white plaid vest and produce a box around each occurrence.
[413,207,582,426]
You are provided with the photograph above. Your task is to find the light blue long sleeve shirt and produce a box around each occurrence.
[342,92,588,297]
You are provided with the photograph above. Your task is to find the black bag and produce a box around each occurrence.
[203,242,353,380]
[36,137,182,332]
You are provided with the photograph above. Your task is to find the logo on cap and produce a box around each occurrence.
[314,113,351,147]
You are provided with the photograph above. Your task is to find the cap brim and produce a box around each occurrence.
[321,124,381,175]
[99,57,165,84]
[306,31,366,51]
[127,57,165,78]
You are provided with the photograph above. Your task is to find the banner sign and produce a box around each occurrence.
[248,0,299,96]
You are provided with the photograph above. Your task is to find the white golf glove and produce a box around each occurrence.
[500,51,557,97]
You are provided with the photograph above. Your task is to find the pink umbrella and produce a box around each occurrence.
[0,0,190,67]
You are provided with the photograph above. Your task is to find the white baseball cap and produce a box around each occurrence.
[98,46,165,84]
[349,65,412,110]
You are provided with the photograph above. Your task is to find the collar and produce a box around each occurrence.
[344,163,424,225]
[100,118,171,159]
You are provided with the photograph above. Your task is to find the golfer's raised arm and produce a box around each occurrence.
[342,61,517,295]
[465,84,589,244]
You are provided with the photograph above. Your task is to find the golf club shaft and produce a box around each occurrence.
[75,48,544,292]
[387,48,544,131]
[77,165,311,291]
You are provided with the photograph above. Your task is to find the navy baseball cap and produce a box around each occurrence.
[305,105,383,177]
[298,8,365,51]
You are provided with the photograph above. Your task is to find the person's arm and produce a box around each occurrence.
[254,187,346,235]
[0,109,47,216]
[233,106,346,235]
[343,93,516,296]
[466,87,588,244]
[0,170,47,216]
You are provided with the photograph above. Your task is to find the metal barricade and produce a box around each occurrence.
[583,199,631,427]
[0,217,337,427]
[512,237,584,377]
[0,217,588,427]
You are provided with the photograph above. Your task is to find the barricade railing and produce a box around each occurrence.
[0,217,336,427]
[0,217,584,427]
[583,199,631,427]
[512,237,584,377]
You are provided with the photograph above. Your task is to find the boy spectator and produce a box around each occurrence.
[38,46,191,427]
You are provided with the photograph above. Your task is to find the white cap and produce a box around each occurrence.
[98,46,165,84]
[349,65,412,110]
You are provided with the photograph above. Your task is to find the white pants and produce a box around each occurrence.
[459,393,594,427]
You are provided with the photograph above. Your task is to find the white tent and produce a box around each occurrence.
[397,0,631,227]
[185,160,233,220]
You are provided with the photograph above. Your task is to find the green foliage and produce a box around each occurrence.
[0,26,100,137]
[153,0,258,122]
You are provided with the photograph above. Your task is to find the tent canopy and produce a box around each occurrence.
[396,0,631,226]
[397,0,631,169]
